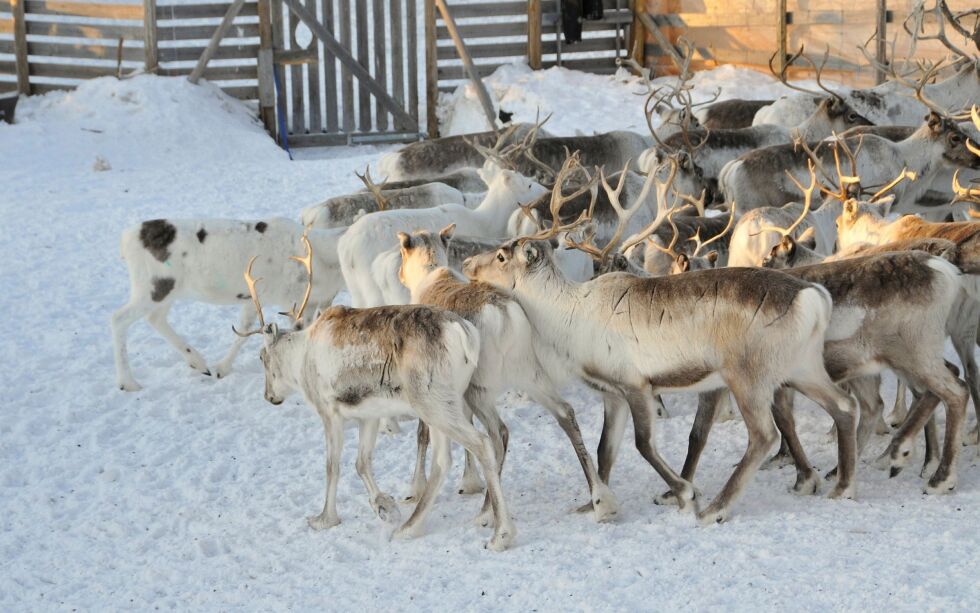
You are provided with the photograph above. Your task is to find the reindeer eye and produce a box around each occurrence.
[950,134,962,144]
[847,112,856,121]
[496,253,506,263]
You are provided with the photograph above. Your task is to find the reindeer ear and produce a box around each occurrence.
[612,253,629,271]
[926,112,943,133]
[397,231,412,250]
[521,241,542,265]
[439,223,456,247]
[706,251,719,265]
[797,226,817,249]
[843,200,859,219]
[875,194,895,216]
[263,323,279,343]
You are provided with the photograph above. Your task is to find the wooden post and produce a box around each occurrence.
[628,0,646,67]
[11,0,29,95]
[424,0,438,137]
[527,0,542,70]
[434,0,496,130]
[874,0,887,85]
[257,0,276,133]
[143,0,157,73]
[775,0,788,75]
[188,0,247,84]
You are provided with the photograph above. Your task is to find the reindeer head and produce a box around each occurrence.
[760,228,818,269]
[234,235,315,406]
[463,238,557,290]
[835,197,894,250]
[397,224,455,289]
[925,113,980,169]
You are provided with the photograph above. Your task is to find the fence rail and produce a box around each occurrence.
[0,0,261,100]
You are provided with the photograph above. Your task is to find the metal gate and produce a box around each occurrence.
[273,0,421,146]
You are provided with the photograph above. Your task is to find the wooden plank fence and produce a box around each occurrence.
[0,0,261,100]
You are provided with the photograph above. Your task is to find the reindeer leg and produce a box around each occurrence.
[656,389,722,505]
[456,398,486,496]
[921,415,941,479]
[464,386,507,528]
[697,381,780,525]
[308,410,343,530]
[625,388,696,513]
[355,418,399,524]
[889,381,910,429]
[145,302,210,376]
[394,428,451,541]
[792,375,858,500]
[111,296,154,391]
[595,391,630,485]
[529,387,619,522]
[761,388,796,470]
[770,387,821,495]
[213,304,256,379]
[949,307,980,446]
[404,420,429,503]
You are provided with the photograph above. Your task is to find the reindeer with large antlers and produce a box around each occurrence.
[722,62,980,214]
[111,218,346,391]
[240,236,517,550]
[463,158,860,524]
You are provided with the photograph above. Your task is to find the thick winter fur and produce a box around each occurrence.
[721,116,980,212]
[377,123,550,180]
[464,239,858,524]
[111,218,344,391]
[398,228,619,522]
[752,61,980,127]
[358,168,488,194]
[338,164,547,307]
[301,183,465,229]
[514,131,652,181]
[254,304,517,550]
[696,99,775,130]
[642,97,872,187]
[728,200,843,267]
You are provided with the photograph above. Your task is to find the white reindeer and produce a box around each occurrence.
[338,163,548,307]
[110,218,344,391]
[238,238,516,550]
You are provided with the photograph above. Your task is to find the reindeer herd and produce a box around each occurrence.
[110,1,980,551]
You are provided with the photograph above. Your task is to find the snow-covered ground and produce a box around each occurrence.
[1,66,978,611]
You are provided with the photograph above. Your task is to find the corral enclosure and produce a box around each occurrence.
[1,0,976,141]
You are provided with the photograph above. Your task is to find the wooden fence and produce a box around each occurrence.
[640,0,977,87]
[0,1,261,100]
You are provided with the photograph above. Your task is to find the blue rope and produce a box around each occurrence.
[273,68,293,160]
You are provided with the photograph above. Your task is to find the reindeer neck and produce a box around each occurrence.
[411,266,461,303]
[471,184,526,233]
[512,265,586,335]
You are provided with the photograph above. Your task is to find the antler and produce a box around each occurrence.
[566,158,659,265]
[524,152,597,240]
[646,208,682,259]
[518,113,557,181]
[283,233,314,323]
[771,45,843,104]
[689,203,737,258]
[904,1,974,61]
[869,168,918,201]
[617,159,681,256]
[755,161,818,238]
[466,124,521,169]
[233,256,267,337]
[355,166,390,211]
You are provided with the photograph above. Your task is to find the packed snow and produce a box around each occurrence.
[1,65,978,611]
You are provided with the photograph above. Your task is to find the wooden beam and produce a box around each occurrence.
[637,12,683,71]
[628,0,645,67]
[775,0,788,75]
[11,0,29,95]
[434,0,496,130]
[188,0,247,85]
[257,0,275,133]
[281,0,417,131]
[527,0,541,70]
[424,0,437,137]
[143,0,157,72]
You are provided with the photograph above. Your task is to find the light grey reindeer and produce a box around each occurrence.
[398,211,619,524]
[463,159,859,525]
[237,236,516,551]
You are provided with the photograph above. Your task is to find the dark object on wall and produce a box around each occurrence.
[562,0,583,44]
[584,0,604,20]
[0,94,17,124]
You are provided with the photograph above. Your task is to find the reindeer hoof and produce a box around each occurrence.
[374,494,401,524]
[307,513,341,531]
[792,472,821,495]
[924,475,956,495]
[761,451,793,471]
[118,381,142,392]
[392,523,424,541]
[457,475,485,496]
[486,524,516,552]
[964,426,979,446]
[574,501,595,514]
[828,483,855,500]
[474,507,494,528]
[696,508,728,526]
[592,488,620,523]
[919,458,941,479]
[654,490,679,506]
